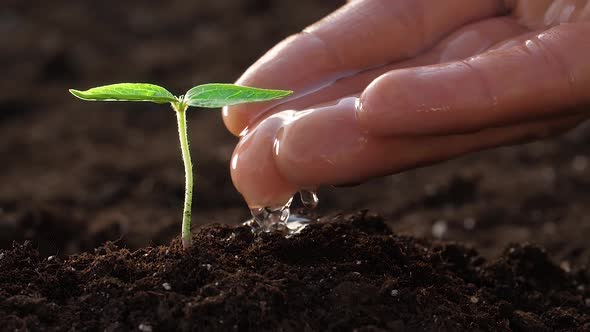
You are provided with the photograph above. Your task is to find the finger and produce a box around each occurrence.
[274,99,585,188]
[223,0,507,136]
[357,23,590,137]
[231,96,584,207]
[511,0,590,29]
[250,17,527,118]
[230,111,298,208]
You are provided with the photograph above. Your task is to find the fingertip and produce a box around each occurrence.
[357,70,415,137]
[222,70,277,137]
[222,105,240,136]
[358,61,503,137]
[230,111,299,208]
[222,103,261,137]
[222,31,337,137]
[357,74,384,135]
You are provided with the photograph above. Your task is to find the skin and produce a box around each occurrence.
[225,0,590,209]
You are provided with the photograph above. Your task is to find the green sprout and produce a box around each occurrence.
[70,83,292,249]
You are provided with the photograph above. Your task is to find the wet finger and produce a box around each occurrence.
[275,100,585,187]
[254,17,527,117]
[357,23,590,137]
[223,0,507,136]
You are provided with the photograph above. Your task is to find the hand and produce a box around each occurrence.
[225,0,590,208]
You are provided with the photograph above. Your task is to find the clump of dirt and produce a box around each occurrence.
[2,212,588,331]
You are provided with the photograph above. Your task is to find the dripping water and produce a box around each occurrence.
[244,189,320,235]
[299,189,319,209]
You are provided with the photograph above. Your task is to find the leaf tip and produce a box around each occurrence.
[69,89,85,99]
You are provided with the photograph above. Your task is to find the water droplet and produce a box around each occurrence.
[299,189,319,209]
[247,198,293,234]
[243,189,323,236]
[250,206,289,228]
[244,197,318,236]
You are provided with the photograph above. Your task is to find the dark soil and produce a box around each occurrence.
[2,0,590,330]
[2,213,589,331]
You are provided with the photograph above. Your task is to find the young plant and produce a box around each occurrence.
[70,83,292,249]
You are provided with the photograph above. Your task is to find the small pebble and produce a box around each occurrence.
[138,323,153,332]
[470,296,479,304]
[463,218,476,230]
[162,282,172,291]
[572,155,588,172]
[390,289,399,297]
[560,261,571,273]
[431,220,448,239]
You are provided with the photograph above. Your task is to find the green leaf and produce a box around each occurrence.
[69,83,178,104]
[183,84,292,108]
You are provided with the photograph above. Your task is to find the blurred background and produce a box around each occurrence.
[1,0,590,268]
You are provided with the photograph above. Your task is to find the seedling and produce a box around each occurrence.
[70,83,292,249]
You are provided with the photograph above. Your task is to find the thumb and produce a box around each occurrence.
[356,23,590,137]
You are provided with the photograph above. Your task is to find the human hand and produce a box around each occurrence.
[225,0,590,209]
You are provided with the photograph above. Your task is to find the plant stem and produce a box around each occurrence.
[174,102,193,249]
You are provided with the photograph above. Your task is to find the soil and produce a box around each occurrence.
[2,213,590,331]
[1,0,590,330]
